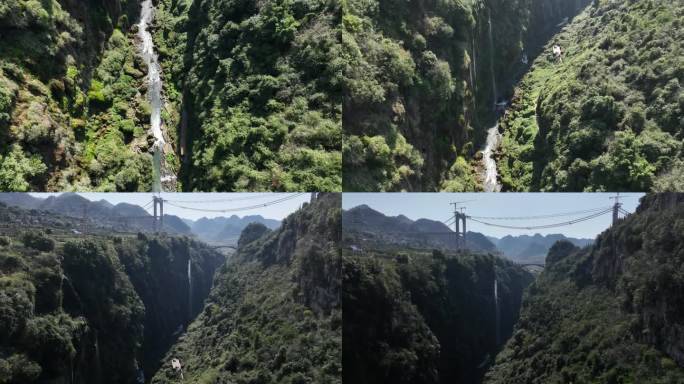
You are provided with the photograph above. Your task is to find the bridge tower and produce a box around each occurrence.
[153,197,158,232]
[461,208,467,248]
[82,202,89,234]
[152,196,164,233]
[160,197,164,232]
[609,193,622,258]
[451,203,468,249]
[610,193,622,226]
[453,203,460,248]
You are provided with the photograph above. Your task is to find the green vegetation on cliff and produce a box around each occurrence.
[341,0,590,191]
[1,0,342,192]
[498,0,683,192]
[343,248,533,383]
[151,193,341,383]
[0,204,224,383]
[485,194,684,383]
[154,0,342,191]
[0,0,158,191]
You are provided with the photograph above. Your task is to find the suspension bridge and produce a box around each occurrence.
[438,194,630,253]
[349,194,633,269]
[142,192,312,232]
[210,244,237,250]
[0,193,315,243]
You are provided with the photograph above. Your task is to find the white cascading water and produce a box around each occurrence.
[135,358,145,383]
[187,258,192,318]
[488,11,498,107]
[494,278,500,346]
[94,331,102,382]
[138,0,174,191]
[483,126,502,192]
[472,35,477,81]
[481,9,503,192]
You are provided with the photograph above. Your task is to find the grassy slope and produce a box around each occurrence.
[151,194,341,383]
[485,194,684,383]
[498,0,683,191]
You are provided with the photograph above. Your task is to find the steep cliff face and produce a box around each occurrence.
[0,205,224,383]
[342,0,590,191]
[602,194,684,366]
[485,193,684,383]
[114,234,225,381]
[151,193,341,383]
[343,249,533,384]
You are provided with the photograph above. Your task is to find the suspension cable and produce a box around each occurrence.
[163,193,277,204]
[163,193,307,213]
[467,206,612,221]
[466,208,613,230]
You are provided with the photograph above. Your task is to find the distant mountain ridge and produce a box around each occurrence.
[188,215,281,243]
[0,193,191,234]
[343,205,593,262]
[0,194,281,241]
[342,204,497,252]
[491,234,593,264]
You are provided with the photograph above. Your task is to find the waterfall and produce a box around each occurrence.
[135,358,145,384]
[152,149,161,192]
[94,331,102,383]
[488,10,498,108]
[472,35,477,82]
[480,8,503,192]
[482,125,502,192]
[187,258,193,320]
[59,274,65,309]
[469,37,477,112]
[471,16,478,113]
[138,0,174,191]
[494,278,500,346]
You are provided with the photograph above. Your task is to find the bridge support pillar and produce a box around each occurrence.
[152,196,164,233]
[452,211,468,249]
[153,198,158,232]
[160,197,164,232]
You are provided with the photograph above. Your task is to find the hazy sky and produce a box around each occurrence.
[342,193,645,239]
[28,193,312,221]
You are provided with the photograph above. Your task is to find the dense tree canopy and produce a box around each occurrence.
[341,0,593,191]
[0,203,224,383]
[0,0,341,191]
[498,0,683,191]
[0,0,156,191]
[155,0,342,191]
